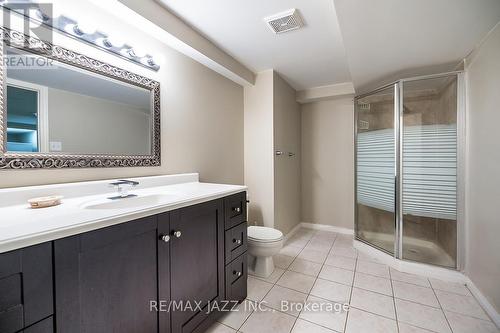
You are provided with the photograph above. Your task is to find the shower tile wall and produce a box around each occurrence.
[357,77,458,268]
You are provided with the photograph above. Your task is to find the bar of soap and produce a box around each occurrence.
[28,195,63,208]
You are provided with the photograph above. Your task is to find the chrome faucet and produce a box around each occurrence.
[108,180,139,200]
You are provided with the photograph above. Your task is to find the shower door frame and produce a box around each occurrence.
[354,71,465,270]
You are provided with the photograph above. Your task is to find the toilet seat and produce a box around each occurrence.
[248,226,283,243]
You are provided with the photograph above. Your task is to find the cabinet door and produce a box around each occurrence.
[158,212,171,333]
[54,216,160,333]
[0,243,53,333]
[170,200,224,333]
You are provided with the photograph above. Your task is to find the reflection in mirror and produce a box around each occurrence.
[5,46,153,155]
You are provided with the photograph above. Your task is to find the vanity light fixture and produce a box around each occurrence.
[2,2,160,71]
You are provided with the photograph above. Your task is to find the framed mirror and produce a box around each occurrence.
[0,27,160,169]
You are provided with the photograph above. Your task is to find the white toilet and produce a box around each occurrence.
[247,226,284,278]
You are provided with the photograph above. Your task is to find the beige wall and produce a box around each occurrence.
[465,22,500,313]
[273,72,301,234]
[244,71,302,234]
[48,88,150,155]
[301,97,355,229]
[0,2,244,188]
[244,71,274,228]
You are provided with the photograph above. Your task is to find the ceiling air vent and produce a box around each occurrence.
[264,9,303,34]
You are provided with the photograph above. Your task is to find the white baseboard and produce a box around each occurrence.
[300,222,354,235]
[283,223,303,243]
[465,277,500,328]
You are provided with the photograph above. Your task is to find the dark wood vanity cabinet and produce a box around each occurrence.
[0,243,53,333]
[0,192,247,333]
[54,215,160,333]
[223,193,248,303]
[169,199,225,333]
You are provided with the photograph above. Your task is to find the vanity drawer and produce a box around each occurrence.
[0,243,53,333]
[224,192,247,230]
[225,253,247,302]
[225,222,247,264]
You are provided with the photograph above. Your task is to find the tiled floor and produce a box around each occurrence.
[210,228,499,333]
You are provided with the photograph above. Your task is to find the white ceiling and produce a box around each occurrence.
[156,0,500,93]
[156,0,352,90]
[334,0,500,92]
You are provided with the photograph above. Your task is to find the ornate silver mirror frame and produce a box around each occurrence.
[0,27,161,169]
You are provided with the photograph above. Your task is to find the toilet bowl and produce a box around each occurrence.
[247,226,284,278]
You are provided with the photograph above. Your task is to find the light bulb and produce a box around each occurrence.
[105,35,125,48]
[141,56,156,67]
[127,48,146,58]
[73,21,96,35]
[30,8,50,22]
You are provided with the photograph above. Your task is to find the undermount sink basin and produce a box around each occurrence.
[82,194,177,210]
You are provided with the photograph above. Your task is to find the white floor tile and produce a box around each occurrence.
[279,245,303,258]
[277,270,316,294]
[389,268,430,287]
[310,278,352,303]
[445,311,499,333]
[435,290,490,320]
[324,255,356,271]
[354,272,393,296]
[392,280,440,307]
[318,265,354,286]
[274,254,295,269]
[356,260,390,278]
[291,318,336,333]
[298,295,348,333]
[311,232,337,242]
[333,236,353,248]
[429,278,471,296]
[350,287,396,319]
[289,258,322,277]
[395,299,451,333]
[330,246,358,259]
[286,236,310,248]
[247,276,274,301]
[398,322,436,333]
[240,306,296,333]
[345,308,398,333]
[252,268,285,284]
[297,248,328,264]
[263,285,308,316]
[205,322,237,333]
[357,252,383,264]
[218,299,255,330]
[304,241,332,254]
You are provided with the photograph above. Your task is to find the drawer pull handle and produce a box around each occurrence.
[160,235,170,243]
[233,207,241,213]
[233,271,242,277]
[233,239,242,245]
[173,231,182,238]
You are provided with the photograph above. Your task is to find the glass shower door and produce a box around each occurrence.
[401,75,458,268]
[355,85,396,255]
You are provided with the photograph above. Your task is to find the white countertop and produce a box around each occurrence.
[0,174,246,253]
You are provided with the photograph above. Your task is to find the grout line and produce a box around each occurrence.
[429,285,454,333]
[286,230,318,333]
[342,243,357,333]
[388,267,401,333]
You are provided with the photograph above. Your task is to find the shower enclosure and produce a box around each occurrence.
[354,72,464,269]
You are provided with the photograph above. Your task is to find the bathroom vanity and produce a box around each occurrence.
[0,174,248,333]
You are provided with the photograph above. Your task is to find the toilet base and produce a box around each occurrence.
[248,254,275,278]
